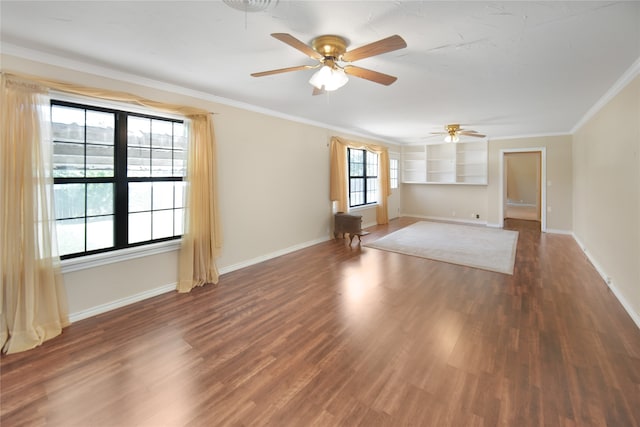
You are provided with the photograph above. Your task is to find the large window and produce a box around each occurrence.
[348,148,378,207]
[52,100,187,258]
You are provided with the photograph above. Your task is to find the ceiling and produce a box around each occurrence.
[1,1,639,144]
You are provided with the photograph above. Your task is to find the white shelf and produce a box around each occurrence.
[401,141,487,185]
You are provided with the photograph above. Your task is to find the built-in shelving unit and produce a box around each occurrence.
[401,140,488,185]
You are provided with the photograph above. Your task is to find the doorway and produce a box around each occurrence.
[499,148,546,231]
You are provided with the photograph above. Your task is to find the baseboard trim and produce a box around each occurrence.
[545,228,573,235]
[218,236,331,275]
[68,283,177,323]
[572,233,640,330]
[402,213,487,226]
[363,221,377,229]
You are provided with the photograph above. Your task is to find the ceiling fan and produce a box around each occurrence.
[251,33,407,94]
[431,124,486,143]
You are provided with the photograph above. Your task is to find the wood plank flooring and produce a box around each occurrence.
[2,217,639,426]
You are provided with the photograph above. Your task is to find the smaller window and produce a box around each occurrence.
[348,148,378,208]
[390,158,399,189]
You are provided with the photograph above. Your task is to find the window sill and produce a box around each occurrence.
[348,204,379,214]
[60,240,181,274]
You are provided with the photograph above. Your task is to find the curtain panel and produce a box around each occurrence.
[177,115,223,292]
[0,74,69,354]
[329,136,391,225]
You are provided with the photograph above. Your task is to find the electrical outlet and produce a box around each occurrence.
[452,211,456,217]
[476,214,480,219]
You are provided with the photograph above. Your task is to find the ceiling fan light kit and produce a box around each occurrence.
[444,134,460,143]
[309,65,348,91]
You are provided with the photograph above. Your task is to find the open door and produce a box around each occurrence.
[499,148,546,231]
[504,152,541,222]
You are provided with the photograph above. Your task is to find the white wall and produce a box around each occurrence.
[573,74,640,326]
[402,184,488,223]
[2,54,400,319]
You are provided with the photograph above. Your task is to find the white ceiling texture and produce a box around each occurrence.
[2,1,639,144]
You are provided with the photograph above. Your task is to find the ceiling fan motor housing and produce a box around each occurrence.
[446,124,461,136]
[311,35,348,60]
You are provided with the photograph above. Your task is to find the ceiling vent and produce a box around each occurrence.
[223,0,277,12]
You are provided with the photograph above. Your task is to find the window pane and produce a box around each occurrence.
[87,183,114,216]
[151,149,173,177]
[350,162,363,177]
[153,182,174,210]
[366,153,378,176]
[152,210,173,239]
[128,147,151,177]
[367,178,378,203]
[129,182,152,212]
[173,123,187,151]
[152,119,173,149]
[53,142,84,178]
[174,208,184,235]
[173,150,187,177]
[351,149,363,163]
[54,183,85,219]
[56,218,85,256]
[128,116,151,147]
[52,105,84,143]
[87,215,114,251]
[86,110,114,145]
[86,144,114,177]
[350,178,364,206]
[129,212,151,244]
[175,182,186,208]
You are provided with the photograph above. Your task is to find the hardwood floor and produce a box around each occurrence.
[2,217,639,426]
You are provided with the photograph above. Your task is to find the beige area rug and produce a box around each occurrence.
[365,221,519,275]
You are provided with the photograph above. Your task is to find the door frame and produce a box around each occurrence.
[499,147,546,231]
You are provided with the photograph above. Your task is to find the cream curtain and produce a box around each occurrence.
[0,74,69,354]
[177,115,222,292]
[2,72,222,297]
[329,136,391,225]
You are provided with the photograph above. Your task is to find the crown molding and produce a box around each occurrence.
[571,56,640,134]
[490,132,571,141]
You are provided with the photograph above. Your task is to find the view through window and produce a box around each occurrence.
[348,148,378,207]
[52,101,186,258]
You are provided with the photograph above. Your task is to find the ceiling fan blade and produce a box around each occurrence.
[344,65,397,86]
[429,132,447,135]
[342,35,407,62]
[251,65,314,77]
[271,33,324,61]
[459,131,486,138]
